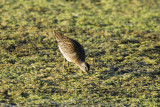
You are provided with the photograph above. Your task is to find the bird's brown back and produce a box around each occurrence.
[53,30,86,63]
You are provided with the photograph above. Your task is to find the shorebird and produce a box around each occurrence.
[52,30,90,73]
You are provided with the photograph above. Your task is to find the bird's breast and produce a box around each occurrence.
[59,46,74,62]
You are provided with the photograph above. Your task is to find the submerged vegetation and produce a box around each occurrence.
[0,0,160,106]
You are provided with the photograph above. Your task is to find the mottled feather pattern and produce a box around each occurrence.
[54,30,67,42]
[53,30,90,72]
[58,38,85,61]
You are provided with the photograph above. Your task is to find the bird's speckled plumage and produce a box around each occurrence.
[53,30,90,72]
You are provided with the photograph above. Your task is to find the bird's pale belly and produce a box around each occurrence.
[59,46,73,62]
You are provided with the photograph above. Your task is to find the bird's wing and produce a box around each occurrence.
[58,38,85,60]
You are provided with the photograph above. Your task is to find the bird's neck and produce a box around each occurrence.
[77,61,85,67]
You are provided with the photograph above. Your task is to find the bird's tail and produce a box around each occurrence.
[52,30,65,42]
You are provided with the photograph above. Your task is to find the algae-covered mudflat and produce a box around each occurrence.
[0,0,160,106]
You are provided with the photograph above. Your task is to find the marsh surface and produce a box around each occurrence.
[0,0,160,106]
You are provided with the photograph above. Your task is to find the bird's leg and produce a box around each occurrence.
[67,61,73,72]
[62,58,66,71]
[62,59,71,72]
[67,61,69,67]
[67,61,70,72]
[67,62,74,73]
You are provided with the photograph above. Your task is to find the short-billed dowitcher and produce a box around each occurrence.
[53,30,90,72]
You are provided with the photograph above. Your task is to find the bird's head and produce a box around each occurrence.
[79,62,90,73]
